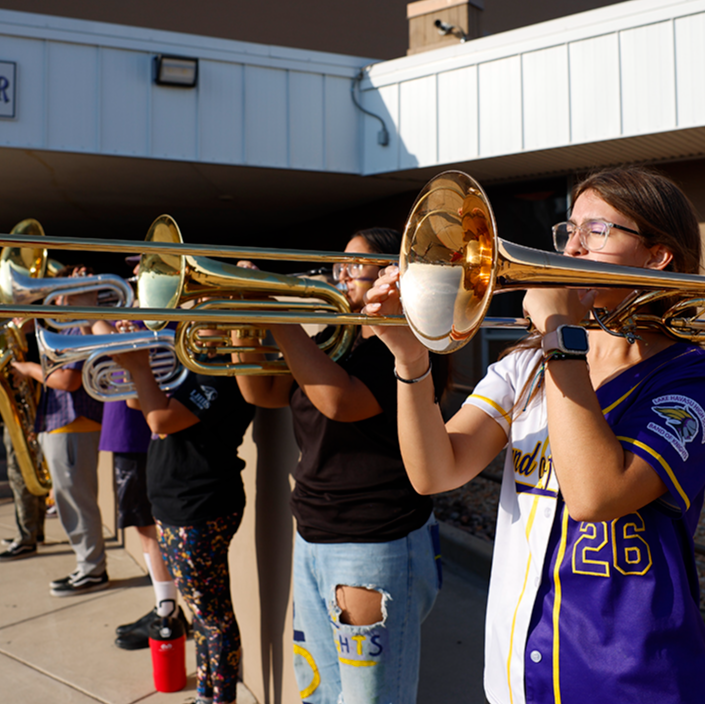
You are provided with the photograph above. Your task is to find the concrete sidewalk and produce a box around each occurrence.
[0,496,489,704]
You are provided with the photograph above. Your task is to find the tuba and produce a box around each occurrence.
[0,219,51,495]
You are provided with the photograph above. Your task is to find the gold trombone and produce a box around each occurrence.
[0,171,704,365]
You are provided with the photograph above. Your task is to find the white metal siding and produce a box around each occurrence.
[620,21,676,136]
[362,82,399,176]
[522,45,570,151]
[360,0,705,175]
[399,75,437,169]
[0,11,368,174]
[324,75,360,174]
[0,35,45,147]
[4,1,705,179]
[569,35,622,144]
[290,70,324,171]
[100,48,150,156]
[675,13,705,128]
[47,42,99,152]
[478,56,522,157]
[437,66,478,165]
[199,60,244,165]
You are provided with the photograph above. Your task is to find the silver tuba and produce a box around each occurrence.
[37,325,189,402]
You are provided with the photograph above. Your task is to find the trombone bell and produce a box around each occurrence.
[400,172,496,353]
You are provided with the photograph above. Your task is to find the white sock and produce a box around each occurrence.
[154,580,179,617]
[143,552,153,580]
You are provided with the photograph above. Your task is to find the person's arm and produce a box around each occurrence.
[234,324,383,421]
[232,328,295,409]
[268,324,382,422]
[363,265,508,493]
[11,360,82,391]
[111,349,199,435]
[522,287,667,522]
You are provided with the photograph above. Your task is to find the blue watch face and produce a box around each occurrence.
[561,327,589,353]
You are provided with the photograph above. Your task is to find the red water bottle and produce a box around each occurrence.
[149,603,186,693]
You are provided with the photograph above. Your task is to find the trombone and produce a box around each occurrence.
[0,171,704,364]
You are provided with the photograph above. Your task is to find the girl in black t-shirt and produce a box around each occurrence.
[114,343,254,705]
[236,229,445,704]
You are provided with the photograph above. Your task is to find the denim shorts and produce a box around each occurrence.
[292,513,442,704]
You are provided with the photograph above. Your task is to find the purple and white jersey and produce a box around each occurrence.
[465,343,705,704]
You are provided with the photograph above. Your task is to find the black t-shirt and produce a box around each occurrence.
[147,363,255,526]
[290,331,433,543]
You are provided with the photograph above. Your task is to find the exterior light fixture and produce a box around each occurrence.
[153,55,199,88]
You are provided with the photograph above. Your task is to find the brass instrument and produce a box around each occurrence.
[0,261,134,329]
[398,171,705,352]
[0,219,51,495]
[37,325,189,402]
[0,172,704,359]
[137,215,359,375]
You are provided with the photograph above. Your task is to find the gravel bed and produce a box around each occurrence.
[432,454,705,610]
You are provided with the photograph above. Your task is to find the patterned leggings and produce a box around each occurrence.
[157,513,242,704]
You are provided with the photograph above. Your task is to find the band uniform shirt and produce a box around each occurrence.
[465,344,705,704]
[289,330,433,544]
[146,364,255,527]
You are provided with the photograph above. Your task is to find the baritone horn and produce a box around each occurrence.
[37,324,189,402]
[136,214,362,375]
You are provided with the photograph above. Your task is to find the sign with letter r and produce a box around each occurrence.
[0,61,16,118]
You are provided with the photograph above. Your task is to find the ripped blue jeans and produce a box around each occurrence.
[292,514,441,704]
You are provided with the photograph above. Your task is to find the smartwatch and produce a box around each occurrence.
[541,325,589,355]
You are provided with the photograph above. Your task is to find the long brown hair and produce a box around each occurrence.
[500,164,702,412]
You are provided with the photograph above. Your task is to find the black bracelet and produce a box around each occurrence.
[544,351,588,362]
[394,359,433,384]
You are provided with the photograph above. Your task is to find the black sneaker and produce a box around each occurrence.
[50,570,109,597]
[116,607,157,637]
[4,535,44,545]
[0,542,37,560]
[115,605,190,650]
[50,571,80,590]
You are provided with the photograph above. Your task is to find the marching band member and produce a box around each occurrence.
[235,228,447,704]
[113,327,254,705]
[11,266,107,596]
[364,166,705,704]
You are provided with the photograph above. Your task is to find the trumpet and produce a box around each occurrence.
[37,325,189,402]
[0,171,704,360]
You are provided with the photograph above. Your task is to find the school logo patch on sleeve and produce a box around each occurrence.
[649,394,705,460]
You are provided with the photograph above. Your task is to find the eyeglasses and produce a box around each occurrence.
[332,262,365,281]
[552,219,641,253]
